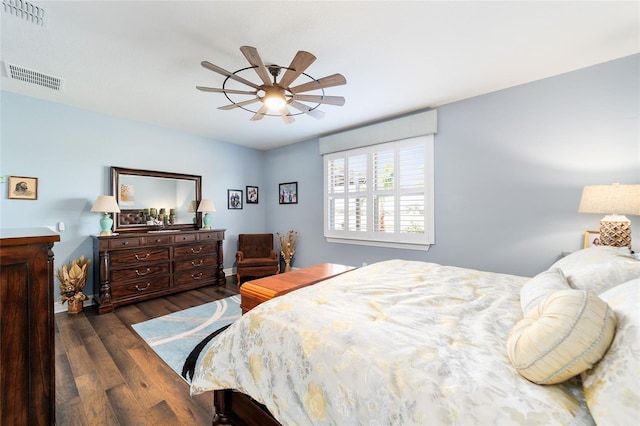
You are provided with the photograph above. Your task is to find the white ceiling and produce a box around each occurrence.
[1,1,638,151]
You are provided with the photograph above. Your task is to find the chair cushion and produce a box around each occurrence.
[238,257,279,268]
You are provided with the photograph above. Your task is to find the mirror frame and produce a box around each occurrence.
[111,166,202,233]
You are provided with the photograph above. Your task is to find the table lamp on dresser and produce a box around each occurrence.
[578,182,640,249]
[91,195,121,235]
[197,199,216,230]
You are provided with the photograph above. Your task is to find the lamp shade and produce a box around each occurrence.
[91,195,121,213]
[578,183,640,215]
[188,200,198,213]
[197,199,216,213]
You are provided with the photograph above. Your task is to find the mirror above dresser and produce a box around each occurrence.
[111,166,202,233]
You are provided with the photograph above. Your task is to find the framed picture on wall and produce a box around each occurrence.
[583,230,601,248]
[246,186,258,204]
[279,182,298,204]
[8,176,38,200]
[228,189,243,209]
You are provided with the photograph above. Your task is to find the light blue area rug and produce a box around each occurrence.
[132,295,241,382]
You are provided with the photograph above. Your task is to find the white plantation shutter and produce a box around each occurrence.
[324,135,434,250]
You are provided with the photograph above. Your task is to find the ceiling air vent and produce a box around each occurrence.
[3,62,62,90]
[2,0,45,26]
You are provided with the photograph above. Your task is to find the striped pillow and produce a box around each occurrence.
[506,289,616,384]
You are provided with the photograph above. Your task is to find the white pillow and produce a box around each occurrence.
[506,289,616,384]
[582,279,640,425]
[520,268,570,315]
[549,246,640,294]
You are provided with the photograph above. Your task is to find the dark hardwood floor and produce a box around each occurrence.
[55,279,240,425]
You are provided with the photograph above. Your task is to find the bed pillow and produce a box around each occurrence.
[549,246,640,294]
[506,289,616,384]
[581,279,640,425]
[520,268,570,315]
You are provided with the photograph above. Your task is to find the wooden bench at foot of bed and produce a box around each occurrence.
[240,263,356,314]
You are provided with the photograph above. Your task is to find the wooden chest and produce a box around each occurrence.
[240,263,356,314]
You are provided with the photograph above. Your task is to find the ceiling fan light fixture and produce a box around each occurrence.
[198,46,346,121]
[263,87,287,110]
[264,94,286,110]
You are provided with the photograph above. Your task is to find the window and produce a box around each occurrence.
[324,135,434,250]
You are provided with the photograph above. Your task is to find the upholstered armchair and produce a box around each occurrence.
[236,233,279,285]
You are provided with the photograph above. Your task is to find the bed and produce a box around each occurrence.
[190,247,640,425]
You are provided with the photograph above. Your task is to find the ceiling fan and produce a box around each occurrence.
[197,46,346,124]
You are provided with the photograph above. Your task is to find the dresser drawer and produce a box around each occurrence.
[110,263,170,281]
[174,268,217,286]
[174,256,218,271]
[199,231,224,241]
[109,237,141,249]
[174,244,217,259]
[174,233,197,243]
[110,248,170,266]
[144,235,172,245]
[111,276,170,298]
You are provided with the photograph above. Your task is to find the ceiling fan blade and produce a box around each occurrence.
[289,73,347,94]
[197,86,257,95]
[217,97,261,110]
[280,107,295,124]
[201,61,261,90]
[291,94,345,106]
[289,100,325,120]
[278,51,316,89]
[251,104,270,121]
[240,46,273,87]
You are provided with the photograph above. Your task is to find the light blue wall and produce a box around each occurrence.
[0,92,267,301]
[264,54,640,277]
[1,54,638,307]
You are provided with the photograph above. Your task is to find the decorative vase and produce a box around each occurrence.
[284,258,291,273]
[67,298,83,314]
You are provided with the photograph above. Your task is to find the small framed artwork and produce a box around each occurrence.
[8,176,38,200]
[583,230,601,248]
[227,189,243,209]
[246,186,259,204]
[279,181,298,204]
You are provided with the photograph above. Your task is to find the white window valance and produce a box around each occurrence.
[318,109,437,155]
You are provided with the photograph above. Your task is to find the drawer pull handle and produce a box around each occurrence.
[136,268,151,276]
[191,259,204,267]
[123,241,129,246]
[135,283,151,291]
[134,253,151,261]
[190,247,203,254]
[192,272,204,280]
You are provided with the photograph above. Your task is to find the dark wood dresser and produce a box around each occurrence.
[0,227,60,425]
[93,229,225,314]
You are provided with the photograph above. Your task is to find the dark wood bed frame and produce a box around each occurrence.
[212,389,281,426]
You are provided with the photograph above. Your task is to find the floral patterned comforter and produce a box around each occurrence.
[191,259,591,425]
